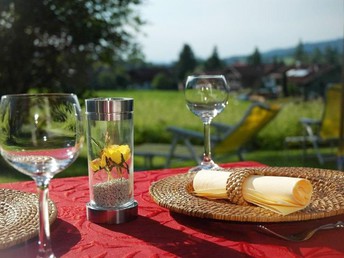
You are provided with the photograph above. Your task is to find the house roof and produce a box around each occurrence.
[286,64,336,85]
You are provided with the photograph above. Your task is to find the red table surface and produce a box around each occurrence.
[1,161,344,258]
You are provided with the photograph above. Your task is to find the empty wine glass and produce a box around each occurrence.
[0,93,83,258]
[184,75,229,173]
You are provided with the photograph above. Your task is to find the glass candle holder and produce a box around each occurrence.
[85,97,137,224]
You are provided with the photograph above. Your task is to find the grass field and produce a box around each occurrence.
[0,90,339,183]
[95,90,323,149]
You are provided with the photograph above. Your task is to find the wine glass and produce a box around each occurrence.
[184,75,229,173]
[0,93,83,258]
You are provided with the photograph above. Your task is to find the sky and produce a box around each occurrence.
[137,0,343,63]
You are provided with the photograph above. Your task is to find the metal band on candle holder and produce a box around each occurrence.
[86,201,138,224]
[85,98,133,121]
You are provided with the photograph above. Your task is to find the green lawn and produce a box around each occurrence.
[0,90,339,184]
[95,90,323,149]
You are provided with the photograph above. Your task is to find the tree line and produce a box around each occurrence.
[150,40,341,90]
[0,1,341,95]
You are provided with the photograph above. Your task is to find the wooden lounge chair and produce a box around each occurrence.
[165,102,282,167]
[284,83,341,164]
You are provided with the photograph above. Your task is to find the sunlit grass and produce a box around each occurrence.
[95,90,323,149]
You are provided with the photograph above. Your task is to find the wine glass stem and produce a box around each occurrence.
[203,122,212,163]
[37,183,55,258]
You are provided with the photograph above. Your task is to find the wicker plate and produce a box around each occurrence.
[0,188,58,249]
[149,167,344,222]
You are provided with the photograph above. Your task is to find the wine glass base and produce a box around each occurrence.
[188,162,220,173]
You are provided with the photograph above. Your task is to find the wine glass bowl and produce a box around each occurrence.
[0,93,83,258]
[184,75,229,172]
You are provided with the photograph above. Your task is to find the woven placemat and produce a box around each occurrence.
[149,167,344,222]
[0,188,58,249]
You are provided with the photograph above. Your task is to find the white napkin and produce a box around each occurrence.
[193,170,313,215]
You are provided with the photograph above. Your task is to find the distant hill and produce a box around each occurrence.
[224,38,343,65]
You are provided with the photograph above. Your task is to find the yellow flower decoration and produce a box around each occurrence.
[90,158,101,171]
[90,144,131,180]
[104,144,131,164]
[100,152,107,167]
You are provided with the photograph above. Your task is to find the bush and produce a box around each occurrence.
[151,72,177,90]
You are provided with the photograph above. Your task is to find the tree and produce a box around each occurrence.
[0,0,144,95]
[176,44,197,82]
[324,46,339,65]
[204,46,224,71]
[294,40,308,64]
[247,47,262,66]
[310,47,323,64]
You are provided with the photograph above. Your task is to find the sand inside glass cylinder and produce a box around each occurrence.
[93,178,131,207]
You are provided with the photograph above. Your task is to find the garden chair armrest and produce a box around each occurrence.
[211,122,233,131]
[299,118,321,137]
[167,126,222,142]
[167,126,203,139]
[211,122,233,139]
[299,117,321,126]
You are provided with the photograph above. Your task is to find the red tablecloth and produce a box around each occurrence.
[1,161,344,258]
